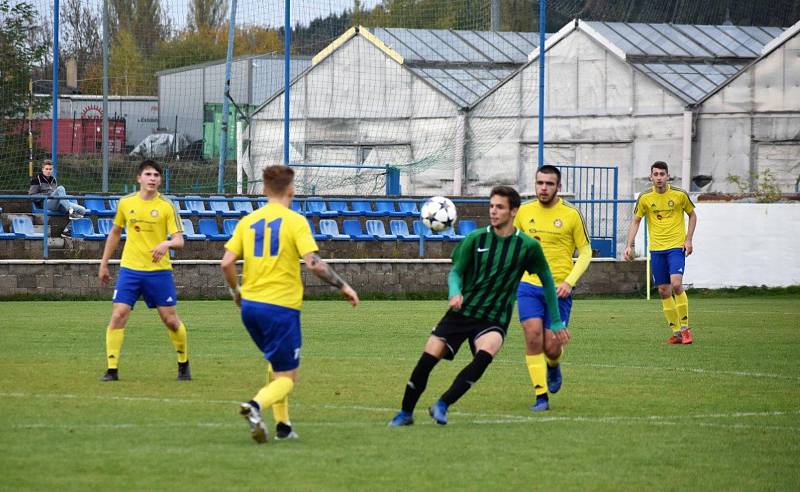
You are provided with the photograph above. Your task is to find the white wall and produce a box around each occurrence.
[679,203,799,288]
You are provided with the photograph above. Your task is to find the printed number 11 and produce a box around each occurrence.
[251,218,281,257]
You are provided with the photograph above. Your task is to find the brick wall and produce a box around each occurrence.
[0,258,646,299]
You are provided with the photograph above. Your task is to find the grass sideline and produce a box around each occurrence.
[0,297,798,490]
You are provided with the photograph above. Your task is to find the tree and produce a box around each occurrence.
[0,0,50,186]
[61,0,101,87]
[187,0,228,30]
[109,0,171,57]
[109,30,149,95]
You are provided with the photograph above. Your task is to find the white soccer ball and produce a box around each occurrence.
[421,196,457,232]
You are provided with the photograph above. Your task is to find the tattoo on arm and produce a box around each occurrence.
[309,253,345,288]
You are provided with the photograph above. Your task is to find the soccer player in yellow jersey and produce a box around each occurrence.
[221,165,359,443]
[514,165,592,412]
[625,161,697,345]
[98,160,190,382]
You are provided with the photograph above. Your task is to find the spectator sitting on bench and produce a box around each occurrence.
[28,159,88,237]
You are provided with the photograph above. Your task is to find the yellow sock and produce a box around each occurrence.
[167,322,188,363]
[267,365,290,424]
[661,297,680,334]
[106,327,125,369]
[525,354,548,396]
[253,377,295,411]
[545,348,563,368]
[674,291,689,329]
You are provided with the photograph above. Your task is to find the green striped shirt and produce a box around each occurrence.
[449,226,562,327]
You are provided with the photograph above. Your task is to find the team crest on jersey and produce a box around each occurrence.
[668,199,674,207]
[553,219,563,228]
[150,209,159,217]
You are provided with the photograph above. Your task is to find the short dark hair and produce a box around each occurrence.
[262,165,295,195]
[536,164,561,184]
[138,159,163,176]
[490,185,521,210]
[651,161,669,173]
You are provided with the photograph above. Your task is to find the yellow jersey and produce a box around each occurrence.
[634,185,695,251]
[224,202,318,310]
[514,198,590,286]
[113,192,183,271]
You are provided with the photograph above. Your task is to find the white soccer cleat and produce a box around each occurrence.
[239,402,268,444]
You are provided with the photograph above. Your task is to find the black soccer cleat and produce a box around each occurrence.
[100,369,119,382]
[275,422,299,440]
[177,361,192,381]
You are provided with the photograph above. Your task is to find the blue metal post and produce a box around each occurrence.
[51,0,60,174]
[283,0,291,165]
[218,0,238,193]
[612,166,619,257]
[537,0,546,168]
[42,197,49,258]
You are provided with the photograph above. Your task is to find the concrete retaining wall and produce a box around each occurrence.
[0,258,646,299]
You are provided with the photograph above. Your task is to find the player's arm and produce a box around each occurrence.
[99,225,123,286]
[303,252,359,307]
[684,209,697,256]
[624,215,642,261]
[220,249,241,306]
[562,213,592,297]
[151,232,183,263]
[447,236,472,310]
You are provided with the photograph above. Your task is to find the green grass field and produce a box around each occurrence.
[1,296,798,491]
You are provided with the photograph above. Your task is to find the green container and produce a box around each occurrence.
[202,103,243,159]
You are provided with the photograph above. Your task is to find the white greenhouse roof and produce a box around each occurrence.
[583,22,785,104]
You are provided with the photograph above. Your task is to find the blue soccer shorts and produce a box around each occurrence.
[650,247,686,285]
[113,267,178,309]
[517,282,572,328]
[240,299,302,372]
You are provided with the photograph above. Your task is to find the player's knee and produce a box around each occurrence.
[161,314,181,330]
[657,285,672,298]
[671,281,683,294]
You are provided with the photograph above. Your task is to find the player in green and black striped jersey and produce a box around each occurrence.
[388,186,566,427]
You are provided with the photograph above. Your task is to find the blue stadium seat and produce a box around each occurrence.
[97,218,125,239]
[232,200,254,216]
[0,222,16,239]
[318,219,349,240]
[397,201,420,216]
[208,196,240,217]
[366,220,397,240]
[198,218,230,240]
[83,196,115,216]
[389,220,420,241]
[107,198,119,213]
[291,200,304,215]
[413,220,444,240]
[342,219,373,240]
[181,218,206,240]
[222,219,239,236]
[375,200,406,217]
[307,219,329,241]
[351,200,381,217]
[164,195,192,217]
[458,219,478,235]
[256,199,267,208]
[183,195,216,217]
[440,227,464,242]
[305,197,328,216]
[11,215,44,239]
[320,200,347,217]
[71,218,105,240]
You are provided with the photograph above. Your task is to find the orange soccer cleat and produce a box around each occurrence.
[667,334,683,345]
[681,328,693,345]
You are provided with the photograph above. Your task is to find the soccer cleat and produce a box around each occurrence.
[387,410,414,427]
[531,394,549,412]
[177,361,191,381]
[681,328,693,345]
[667,334,683,345]
[547,363,563,394]
[275,422,299,440]
[239,402,268,444]
[428,400,448,425]
[100,369,118,382]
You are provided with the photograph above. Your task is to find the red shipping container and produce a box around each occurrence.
[25,118,126,155]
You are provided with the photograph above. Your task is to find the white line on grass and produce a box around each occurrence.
[3,392,799,432]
